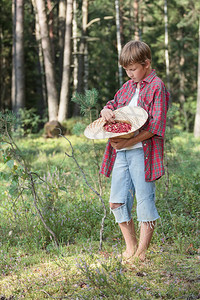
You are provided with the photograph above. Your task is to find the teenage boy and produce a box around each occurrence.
[100,40,170,261]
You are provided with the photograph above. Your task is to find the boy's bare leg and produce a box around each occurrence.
[118,218,138,259]
[133,221,155,261]
[110,203,137,259]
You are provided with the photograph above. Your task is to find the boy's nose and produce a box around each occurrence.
[127,71,133,77]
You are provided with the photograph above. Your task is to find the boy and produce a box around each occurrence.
[100,40,170,261]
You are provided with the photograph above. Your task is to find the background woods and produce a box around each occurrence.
[0,0,200,134]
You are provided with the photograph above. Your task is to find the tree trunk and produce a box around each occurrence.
[194,18,200,138]
[164,0,170,92]
[58,0,73,122]
[0,15,2,109]
[84,41,89,91]
[12,0,25,114]
[72,0,80,116]
[1,3,11,109]
[35,0,58,121]
[82,0,88,91]
[115,0,123,87]
[34,0,58,121]
[139,2,144,40]
[47,0,55,60]
[32,0,47,115]
[12,0,16,112]
[77,0,88,94]
[58,0,66,86]
[119,0,124,46]
[72,0,78,94]
[178,52,189,131]
[133,0,139,40]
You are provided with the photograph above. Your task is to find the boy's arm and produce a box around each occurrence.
[101,82,128,114]
[110,130,154,150]
[102,91,121,113]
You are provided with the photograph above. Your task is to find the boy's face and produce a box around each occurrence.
[123,61,151,83]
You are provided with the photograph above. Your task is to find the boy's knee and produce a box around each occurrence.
[109,202,123,209]
[109,202,131,223]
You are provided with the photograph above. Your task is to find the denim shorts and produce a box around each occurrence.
[109,148,160,223]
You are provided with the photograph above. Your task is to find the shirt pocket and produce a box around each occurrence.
[139,93,154,116]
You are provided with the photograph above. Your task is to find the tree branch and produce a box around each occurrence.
[29,171,59,247]
[2,118,59,247]
[86,16,114,28]
[59,132,106,251]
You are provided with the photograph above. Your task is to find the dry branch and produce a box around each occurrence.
[60,132,107,251]
[2,119,59,247]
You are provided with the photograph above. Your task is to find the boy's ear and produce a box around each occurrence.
[145,59,151,68]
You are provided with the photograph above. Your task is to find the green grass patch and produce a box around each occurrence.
[0,130,200,299]
[0,243,199,299]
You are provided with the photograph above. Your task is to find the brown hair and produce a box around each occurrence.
[119,40,151,67]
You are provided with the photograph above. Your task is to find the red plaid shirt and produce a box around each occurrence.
[100,69,170,181]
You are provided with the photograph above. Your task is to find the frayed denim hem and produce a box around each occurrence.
[138,217,160,229]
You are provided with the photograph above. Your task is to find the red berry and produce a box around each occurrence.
[104,121,131,133]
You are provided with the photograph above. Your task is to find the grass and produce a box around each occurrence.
[0,242,199,299]
[0,130,200,299]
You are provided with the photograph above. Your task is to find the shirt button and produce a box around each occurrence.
[145,156,148,159]
[144,143,146,146]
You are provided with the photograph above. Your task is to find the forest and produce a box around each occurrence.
[0,0,200,299]
[0,0,200,134]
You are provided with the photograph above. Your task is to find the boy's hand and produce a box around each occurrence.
[110,137,130,150]
[101,108,115,122]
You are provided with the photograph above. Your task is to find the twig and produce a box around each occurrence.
[3,120,59,247]
[164,154,170,196]
[92,139,103,196]
[59,131,107,251]
[29,171,59,247]
[41,288,81,299]
[89,109,103,196]
[41,289,70,299]
[4,121,27,167]
[31,171,55,191]
[10,187,25,210]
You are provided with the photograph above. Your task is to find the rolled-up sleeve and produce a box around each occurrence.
[103,81,134,111]
[103,89,122,111]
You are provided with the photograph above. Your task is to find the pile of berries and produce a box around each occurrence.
[104,121,131,133]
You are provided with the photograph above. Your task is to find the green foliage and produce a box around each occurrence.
[72,89,100,120]
[71,89,101,135]
[62,116,85,135]
[0,242,199,299]
[0,130,199,250]
[0,117,108,248]
[72,122,87,136]
[0,109,46,140]
[0,129,199,299]
[76,258,136,298]
[16,108,47,135]
[0,111,17,138]
[72,89,98,113]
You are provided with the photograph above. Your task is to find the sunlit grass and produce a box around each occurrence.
[0,131,200,299]
[0,242,199,299]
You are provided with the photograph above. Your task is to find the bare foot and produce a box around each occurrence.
[117,248,137,260]
[133,252,146,262]
[122,250,135,259]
